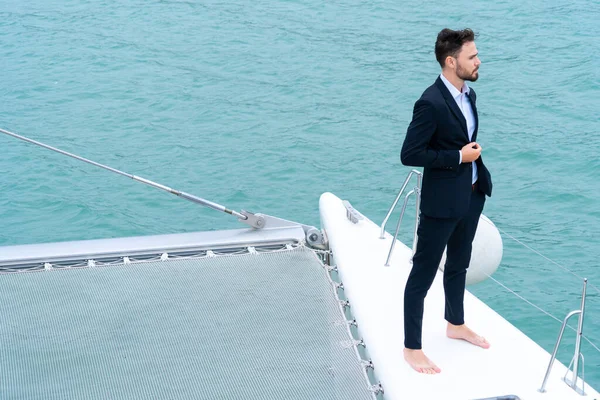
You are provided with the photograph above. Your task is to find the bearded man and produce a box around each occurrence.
[400,28,493,374]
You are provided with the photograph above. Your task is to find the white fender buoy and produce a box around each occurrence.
[439,214,503,285]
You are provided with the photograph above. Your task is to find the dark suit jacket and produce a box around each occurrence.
[401,77,492,219]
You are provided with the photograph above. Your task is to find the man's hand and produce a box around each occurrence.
[460,142,482,163]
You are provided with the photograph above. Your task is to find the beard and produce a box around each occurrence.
[457,64,479,82]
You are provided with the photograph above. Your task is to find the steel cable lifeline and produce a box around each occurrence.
[0,127,264,227]
[483,272,600,355]
[478,218,600,355]
[481,217,600,297]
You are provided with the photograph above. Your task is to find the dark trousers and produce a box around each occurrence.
[403,188,485,350]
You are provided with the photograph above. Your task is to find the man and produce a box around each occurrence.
[400,28,493,374]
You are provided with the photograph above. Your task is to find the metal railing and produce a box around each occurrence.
[539,279,588,395]
[380,170,422,267]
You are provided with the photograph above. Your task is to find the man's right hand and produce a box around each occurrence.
[460,142,482,163]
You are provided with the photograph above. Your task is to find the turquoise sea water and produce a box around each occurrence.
[2,0,599,391]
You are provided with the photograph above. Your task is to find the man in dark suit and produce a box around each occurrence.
[400,28,493,374]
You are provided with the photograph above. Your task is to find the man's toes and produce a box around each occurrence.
[478,336,490,348]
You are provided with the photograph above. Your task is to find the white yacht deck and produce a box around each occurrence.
[320,192,599,400]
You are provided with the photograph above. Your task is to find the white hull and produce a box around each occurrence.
[319,192,599,400]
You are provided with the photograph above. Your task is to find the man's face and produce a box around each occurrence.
[453,41,481,82]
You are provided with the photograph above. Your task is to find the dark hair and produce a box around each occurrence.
[435,28,476,68]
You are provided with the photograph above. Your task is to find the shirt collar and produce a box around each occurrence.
[440,73,470,100]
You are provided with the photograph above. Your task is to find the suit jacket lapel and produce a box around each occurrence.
[467,89,478,142]
[435,77,469,140]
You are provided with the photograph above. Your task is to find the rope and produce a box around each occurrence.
[481,218,600,297]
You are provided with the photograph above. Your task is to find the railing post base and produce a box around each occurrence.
[538,279,587,395]
[562,378,585,396]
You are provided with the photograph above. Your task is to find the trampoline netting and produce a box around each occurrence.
[0,246,374,400]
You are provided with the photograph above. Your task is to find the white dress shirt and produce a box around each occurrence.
[439,73,478,184]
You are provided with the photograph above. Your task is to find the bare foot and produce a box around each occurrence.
[403,348,441,374]
[446,323,490,349]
